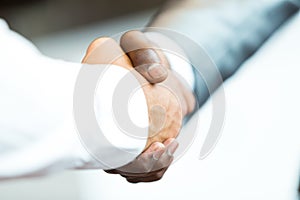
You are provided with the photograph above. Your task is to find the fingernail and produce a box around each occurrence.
[148,64,167,80]
[167,141,179,156]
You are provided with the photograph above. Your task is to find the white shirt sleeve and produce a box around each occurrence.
[0,19,148,180]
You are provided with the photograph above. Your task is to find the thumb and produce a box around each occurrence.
[120,30,169,83]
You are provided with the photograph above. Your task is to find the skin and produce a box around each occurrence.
[82,34,195,150]
[120,31,196,116]
[105,138,178,183]
[82,33,195,182]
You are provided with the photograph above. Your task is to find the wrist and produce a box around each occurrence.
[75,64,149,169]
[143,31,194,88]
[143,31,196,115]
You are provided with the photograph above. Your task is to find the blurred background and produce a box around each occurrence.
[0,0,163,62]
[0,0,300,199]
[0,0,164,38]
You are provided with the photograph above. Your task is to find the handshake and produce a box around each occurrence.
[82,31,196,183]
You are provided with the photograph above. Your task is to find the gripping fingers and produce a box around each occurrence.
[120,30,168,83]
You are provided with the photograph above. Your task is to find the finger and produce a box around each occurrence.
[82,37,132,70]
[165,138,179,156]
[163,138,176,146]
[112,141,177,176]
[152,139,179,171]
[144,142,165,153]
[116,147,165,175]
[125,168,168,183]
[104,169,119,174]
[120,30,168,83]
[119,167,167,178]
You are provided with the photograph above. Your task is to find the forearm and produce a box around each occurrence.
[0,60,148,179]
[147,0,299,106]
[0,20,147,179]
[0,55,92,179]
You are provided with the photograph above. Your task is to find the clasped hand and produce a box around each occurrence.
[82,31,195,183]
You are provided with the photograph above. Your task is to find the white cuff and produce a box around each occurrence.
[78,64,149,169]
[0,18,148,178]
[144,32,195,90]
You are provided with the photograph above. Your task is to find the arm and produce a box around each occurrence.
[147,0,299,106]
[108,0,299,182]
[0,19,154,180]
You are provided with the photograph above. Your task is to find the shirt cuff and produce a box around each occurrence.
[144,32,195,90]
[0,18,148,176]
[164,51,195,91]
[78,64,149,169]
